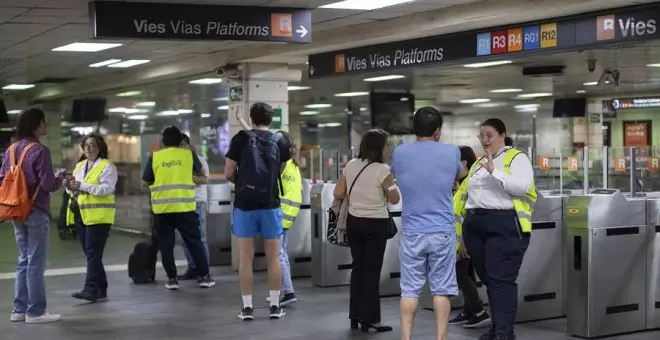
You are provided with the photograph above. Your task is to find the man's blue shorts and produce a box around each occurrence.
[399,231,458,298]
[232,208,283,239]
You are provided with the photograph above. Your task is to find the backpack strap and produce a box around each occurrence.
[12,143,41,200]
[16,143,37,170]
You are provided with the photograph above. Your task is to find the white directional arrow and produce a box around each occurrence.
[296,25,308,38]
[309,65,315,75]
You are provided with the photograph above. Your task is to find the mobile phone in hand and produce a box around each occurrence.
[55,168,67,177]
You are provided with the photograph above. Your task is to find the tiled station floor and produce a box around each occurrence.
[0,226,658,340]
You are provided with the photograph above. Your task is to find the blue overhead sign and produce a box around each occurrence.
[523,26,540,50]
[476,33,491,56]
[89,1,312,43]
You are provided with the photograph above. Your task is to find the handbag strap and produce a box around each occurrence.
[348,162,373,199]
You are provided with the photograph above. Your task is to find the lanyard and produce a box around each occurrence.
[83,160,92,178]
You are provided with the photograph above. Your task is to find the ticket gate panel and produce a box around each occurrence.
[311,183,353,287]
[379,210,401,297]
[646,199,660,329]
[207,183,233,266]
[286,180,313,278]
[516,194,566,322]
[566,190,648,338]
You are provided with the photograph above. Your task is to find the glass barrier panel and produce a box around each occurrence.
[299,149,316,180]
[645,146,660,192]
[320,149,340,183]
[607,146,638,193]
[535,149,561,192]
[561,147,585,193]
[587,147,605,191]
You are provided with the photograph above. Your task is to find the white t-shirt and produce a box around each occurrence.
[342,158,390,219]
[196,154,210,202]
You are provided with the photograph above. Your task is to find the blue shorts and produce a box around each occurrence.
[232,208,283,239]
[399,231,458,298]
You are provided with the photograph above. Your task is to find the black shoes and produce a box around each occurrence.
[479,328,515,340]
[449,312,471,325]
[238,307,254,321]
[269,305,286,319]
[464,311,492,329]
[350,319,392,333]
[177,268,199,281]
[71,291,97,302]
[238,306,285,321]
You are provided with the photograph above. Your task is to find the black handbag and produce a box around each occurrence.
[386,210,398,239]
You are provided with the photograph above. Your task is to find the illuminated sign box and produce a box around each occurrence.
[612,98,660,109]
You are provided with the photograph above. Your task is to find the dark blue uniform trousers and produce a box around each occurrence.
[463,209,529,337]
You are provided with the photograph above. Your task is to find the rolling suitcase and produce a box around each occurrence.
[128,214,158,284]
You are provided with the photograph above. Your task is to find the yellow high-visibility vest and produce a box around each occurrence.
[453,148,537,236]
[150,147,196,214]
[280,159,303,229]
[66,159,116,226]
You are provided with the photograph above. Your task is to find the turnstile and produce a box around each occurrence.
[286,179,313,278]
[206,183,233,266]
[645,198,660,330]
[379,203,402,297]
[516,192,567,322]
[311,183,353,287]
[566,189,647,338]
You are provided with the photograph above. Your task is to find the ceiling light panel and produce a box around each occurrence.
[463,60,512,68]
[7,110,21,114]
[364,75,406,82]
[305,104,332,108]
[490,88,522,93]
[335,92,369,97]
[108,60,150,68]
[116,91,141,97]
[89,59,122,67]
[127,115,148,120]
[288,86,311,91]
[52,42,122,52]
[459,98,490,104]
[189,78,223,85]
[136,101,156,107]
[2,84,34,90]
[517,93,553,99]
[583,81,598,86]
[299,111,319,115]
[321,0,415,10]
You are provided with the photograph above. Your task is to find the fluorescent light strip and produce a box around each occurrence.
[217,105,229,110]
[189,78,223,85]
[460,98,490,104]
[514,104,540,109]
[135,101,156,107]
[305,104,332,109]
[213,97,229,101]
[124,109,148,114]
[108,107,127,113]
[89,59,122,68]
[108,60,150,68]
[363,75,406,82]
[52,42,122,52]
[201,113,211,118]
[7,110,21,114]
[116,91,141,97]
[299,111,319,116]
[463,60,512,68]
[576,90,586,94]
[647,63,660,67]
[156,110,179,116]
[319,122,343,127]
[177,109,193,114]
[2,84,34,90]
[583,81,598,86]
[288,86,311,91]
[321,0,415,10]
[490,88,522,93]
[517,93,553,99]
[335,91,369,97]
[127,115,148,120]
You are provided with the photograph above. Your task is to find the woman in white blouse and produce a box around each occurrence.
[454,118,536,340]
[64,133,118,303]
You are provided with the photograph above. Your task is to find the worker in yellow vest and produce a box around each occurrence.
[141,126,215,291]
[65,133,117,303]
[272,131,302,306]
[453,119,536,340]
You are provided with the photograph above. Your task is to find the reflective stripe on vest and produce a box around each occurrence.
[280,159,303,229]
[150,148,196,214]
[453,148,537,236]
[66,159,116,226]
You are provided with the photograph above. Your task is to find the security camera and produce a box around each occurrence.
[598,69,620,87]
[587,59,597,73]
[215,63,243,81]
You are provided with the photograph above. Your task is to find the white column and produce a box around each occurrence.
[227,63,301,138]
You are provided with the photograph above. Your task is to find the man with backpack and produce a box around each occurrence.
[142,126,215,290]
[224,102,291,321]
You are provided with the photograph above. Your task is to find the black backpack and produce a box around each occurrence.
[235,130,283,204]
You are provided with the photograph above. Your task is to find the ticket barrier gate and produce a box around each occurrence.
[286,179,313,278]
[566,189,647,338]
[311,183,353,287]
[379,202,402,297]
[645,197,660,331]
[516,192,567,322]
[207,183,233,266]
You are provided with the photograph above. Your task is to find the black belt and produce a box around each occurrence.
[467,208,516,216]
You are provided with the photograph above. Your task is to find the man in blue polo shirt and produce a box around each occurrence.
[391,107,463,340]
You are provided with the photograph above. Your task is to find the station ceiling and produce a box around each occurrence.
[0,0,478,85]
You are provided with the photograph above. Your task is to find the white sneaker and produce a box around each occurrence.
[10,310,25,322]
[25,312,61,324]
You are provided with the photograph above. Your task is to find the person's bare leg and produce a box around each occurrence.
[400,297,418,340]
[238,237,255,295]
[433,295,451,340]
[263,238,282,294]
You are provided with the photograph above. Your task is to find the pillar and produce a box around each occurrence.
[226,63,303,144]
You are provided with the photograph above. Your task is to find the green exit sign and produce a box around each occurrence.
[229,86,243,102]
[270,108,282,130]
